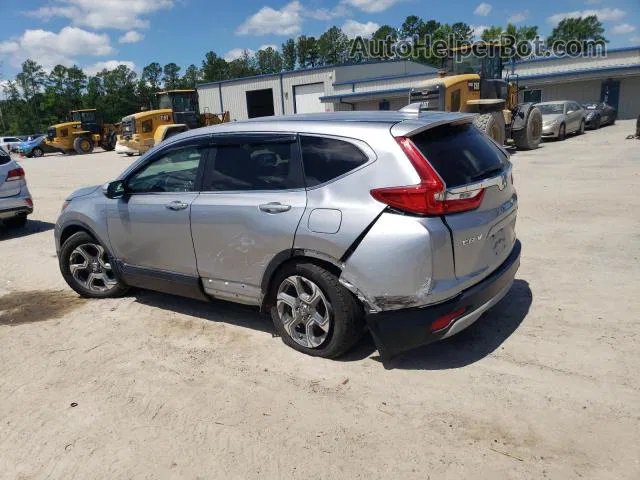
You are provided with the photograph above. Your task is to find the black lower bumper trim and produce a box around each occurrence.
[366,240,521,360]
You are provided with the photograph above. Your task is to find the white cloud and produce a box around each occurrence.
[474,2,492,16]
[341,0,402,14]
[471,25,489,38]
[341,19,380,38]
[224,48,255,62]
[236,1,303,36]
[118,30,144,44]
[85,60,137,76]
[306,4,349,20]
[508,10,529,24]
[0,27,113,70]
[547,8,625,24]
[26,0,175,30]
[611,24,636,35]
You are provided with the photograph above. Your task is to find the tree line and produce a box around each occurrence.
[0,15,606,135]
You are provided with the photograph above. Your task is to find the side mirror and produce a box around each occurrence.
[102,180,126,199]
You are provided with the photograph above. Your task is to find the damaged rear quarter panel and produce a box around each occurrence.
[339,212,456,312]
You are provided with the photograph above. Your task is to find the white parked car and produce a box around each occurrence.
[0,136,22,154]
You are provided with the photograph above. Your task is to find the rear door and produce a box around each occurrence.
[410,123,517,284]
[190,134,306,304]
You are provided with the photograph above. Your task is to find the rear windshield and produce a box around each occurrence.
[410,123,507,188]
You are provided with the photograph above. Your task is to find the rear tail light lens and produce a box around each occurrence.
[370,137,485,216]
[6,167,25,181]
[430,307,467,332]
[25,198,33,207]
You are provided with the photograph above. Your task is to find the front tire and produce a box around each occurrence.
[578,120,585,135]
[270,263,364,358]
[59,231,128,298]
[73,136,94,155]
[513,107,542,150]
[558,123,566,141]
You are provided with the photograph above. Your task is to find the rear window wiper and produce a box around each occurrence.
[469,167,504,182]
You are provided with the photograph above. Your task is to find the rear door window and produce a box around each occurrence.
[202,137,303,191]
[300,136,368,187]
[410,123,508,188]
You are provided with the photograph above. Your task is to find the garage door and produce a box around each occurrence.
[294,83,325,114]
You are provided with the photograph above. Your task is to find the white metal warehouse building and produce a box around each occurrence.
[197,46,640,121]
[197,59,437,120]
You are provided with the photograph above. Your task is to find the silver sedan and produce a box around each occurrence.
[538,101,586,140]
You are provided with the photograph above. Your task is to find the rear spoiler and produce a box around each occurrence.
[392,104,476,138]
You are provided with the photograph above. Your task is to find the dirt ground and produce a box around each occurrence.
[1,121,639,479]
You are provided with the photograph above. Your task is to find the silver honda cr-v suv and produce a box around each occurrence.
[55,109,521,359]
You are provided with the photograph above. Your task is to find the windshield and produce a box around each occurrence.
[538,103,564,115]
[72,111,97,123]
[159,93,196,113]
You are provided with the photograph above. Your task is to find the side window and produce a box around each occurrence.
[142,119,153,133]
[60,129,68,137]
[300,136,368,187]
[127,145,206,194]
[450,89,461,112]
[203,140,301,191]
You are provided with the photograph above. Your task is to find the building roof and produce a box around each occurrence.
[320,87,412,103]
[197,58,425,88]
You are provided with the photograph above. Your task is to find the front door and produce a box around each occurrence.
[106,140,209,277]
[190,134,306,305]
[601,79,620,112]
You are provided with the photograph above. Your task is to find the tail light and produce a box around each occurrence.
[370,137,485,216]
[6,167,25,181]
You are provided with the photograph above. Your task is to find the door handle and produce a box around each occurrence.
[259,202,291,214]
[165,200,189,211]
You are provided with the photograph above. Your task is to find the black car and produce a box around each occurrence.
[583,102,617,129]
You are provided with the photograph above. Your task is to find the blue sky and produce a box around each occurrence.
[1,0,639,78]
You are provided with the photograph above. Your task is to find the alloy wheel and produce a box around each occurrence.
[276,275,332,349]
[68,243,118,293]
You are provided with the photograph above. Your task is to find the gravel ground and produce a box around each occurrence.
[1,120,639,479]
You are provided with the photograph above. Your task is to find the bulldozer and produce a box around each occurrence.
[407,43,542,150]
[45,109,118,154]
[116,89,230,156]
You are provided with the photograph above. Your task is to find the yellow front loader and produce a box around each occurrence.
[45,109,118,154]
[116,90,230,156]
[407,43,542,150]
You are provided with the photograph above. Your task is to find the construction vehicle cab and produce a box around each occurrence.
[116,90,230,156]
[46,109,118,155]
[408,43,542,150]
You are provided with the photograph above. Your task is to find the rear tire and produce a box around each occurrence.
[513,107,542,150]
[473,111,506,146]
[269,262,364,359]
[59,231,128,299]
[73,136,94,155]
[3,214,27,229]
[31,147,44,158]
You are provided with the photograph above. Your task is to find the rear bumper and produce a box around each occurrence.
[366,240,521,360]
[0,205,33,220]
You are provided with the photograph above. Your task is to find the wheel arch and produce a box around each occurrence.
[260,249,344,313]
